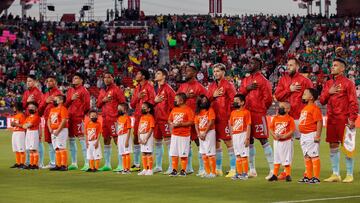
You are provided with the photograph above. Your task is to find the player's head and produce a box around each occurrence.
[213,63,226,80]
[278,102,290,116]
[12,102,24,113]
[72,72,84,86]
[136,69,150,82]
[26,74,37,88]
[331,58,346,76]
[54,94,66,107]
[89,109,98,122]
[233,94,246,109]
[247,57,262,73]
[118,103,129,116]
[185,64,197,81]
[141,102,154,115]
[46,74,57,89]
[196,95,210,114]
[155,68,168,83]
[302,88,318,104]
[27,102,38,115]
[103,72,114,86]
[287,57,301,76]
[175,92,187,107]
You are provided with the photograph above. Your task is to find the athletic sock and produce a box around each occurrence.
[164,139,172,170]
[60,150,67,166]
[172,156,179,171]
[103,145,112,168]
[345,156,354,176]
[330,147,340,175]
[55,150,61,167]
[215,148,223,170]
[285,165,291,176]
[15,152,20,165]
[33,151,39,166]
[202,154,210,174]
[249,144,256,170]
[236,157,243,174]
[262,142,274,172]
[147,155,153,170]
[228,147,236,171]
[122,155,127,170]
[273,163,280,176]
[69,138,77,165]
[89,160,95,169]
[312,157,320,179]
[304,158,313,178]
[209,156,216,174]
[95,159,100,169]
[181,157,188,171]
[198,151,204,172]
[187,145,193,171]
[142,155,148,170]
[20,152,25,164]
[38,142,44,166]
[133,144,141,167]
[155,140,163,169]
[242,157,249,175]
[79,137,88,165]
[117,149,123,169]
[25,150,30,165]
[48,143,56,165]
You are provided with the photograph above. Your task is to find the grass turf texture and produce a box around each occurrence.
[0,129,359,203]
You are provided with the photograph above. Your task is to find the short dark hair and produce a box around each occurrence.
[139,69,150,80]
[27,74,37,80]
[333,57,347,67]
[288,57,301,67]
[103,71,114,78]
[89,108,98,115]
[74,72,85,80]
[119,102,129,112]
[12,102,24,112]
[142,102,154,115]
[234,94,246,102]
[213,63,226,72]
[156,68,168,78]
[47,73,57,80]
[176,92,187,103]
[196,95,210,114]
[56,94,66,103]
[307,88,319,101]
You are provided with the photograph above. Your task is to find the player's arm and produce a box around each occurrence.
[204,119,215,135]
[144,127,154,144]
[319,82,331,105]
[314,119,322,143]
[274,78,291,102]
[47,117,52,134]
[125,129,131,147]
[347,83,359,128]
[64,90,72,107]
[83,90,91,114]
[282,129,295,140]
[194,122,201,137]
[130,88,139,109]
[245,124,251,147]
[55,118,68,136]
[96,91,106,108]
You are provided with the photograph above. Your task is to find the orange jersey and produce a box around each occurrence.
[85,121,102,141]
[269,114,295,141]
[194,108,216,132]
[24,114,40,131]
[229,108,251,134]
[138,114,155,134]
[117,115,131,135]
[12,113,26,132]
[168,105,195,137]
[298,103,323,134]
[48,105,69,130]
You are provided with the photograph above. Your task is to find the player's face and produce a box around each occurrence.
[46,78,56,89]
[28,104,37,113]
[135,72,143,82]
[72,76,82,86]
[233,97,244,107]
[174,95,183,106]
[302,89,312,101]
[331,61,345,75]
[103,74,113,85]
[55,96,63,104]
[287,59,299,75]
[279,103,290,113]
[246,59,257,73]
[213,67,225,80]
[89,112,97,119]
[185,67,195,81]
[154,71,165,82]
[26,78,35,88]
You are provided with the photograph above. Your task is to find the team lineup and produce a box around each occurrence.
[9,57,358,184]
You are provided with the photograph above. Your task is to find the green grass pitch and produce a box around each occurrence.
[0,129,359,203]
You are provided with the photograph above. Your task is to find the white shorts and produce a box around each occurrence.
[25,130,39,151]
[87,140,102,160]
[232,132,249,157]
[274,139,293,165]
[139,133,153,153]
[51,128,68,150]
[199,130,216,156]
[117,133,133,155]
[294,120,300,139]
[300,132,320,158]
[12,131,26,152]
[170,135,190,157]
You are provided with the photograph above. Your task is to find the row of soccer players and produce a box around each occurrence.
[11,56,358,183]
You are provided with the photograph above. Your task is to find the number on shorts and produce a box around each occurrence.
[165,124,169,133]
[225,126,230,134]
[111,123,116,135]
[255,124,264,133]
[77,123,83,133]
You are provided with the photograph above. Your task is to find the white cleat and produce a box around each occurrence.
[248,169,258,178]
[153,167,162,173]
[206,173,216,178]
[196,170,206,177]
[163,168,173,175]
[145,170,153,176]
[138,169,147,176]
[265,171,274,180]
[43,163,56,169]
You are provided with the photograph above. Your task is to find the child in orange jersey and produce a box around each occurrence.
[229,94,251,180]
[194,95,216,178]
[298,88,323,184]
[137,102,155,176]
[168,93,195,177]
[116,103,133,174]
[85,109,103,172]
[48,95,69,171]
[23,102,41,170]
[10,102,26,169]
[268,102,296,182]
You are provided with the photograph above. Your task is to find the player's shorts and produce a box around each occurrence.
[300,132,320,158]
[232,132,249,157]
[190,126,198,141]
[274,139,293,166]
[102,117,117,138]
[12,131,26,152]
[69,117,84,137]
[139,133,154,153]
[170,135,190,157]
[293,120,300,139]
[51,128,68,150]
[133,116,141,138]
[44,124,52,143]
[117,133,133,155]
[87,140,102,160]
[25,130,39,151]
[153,121,171,139]
[199,130,216,156]
[250,112,269,139]
[215,120,231,141]
[326,118,347,143]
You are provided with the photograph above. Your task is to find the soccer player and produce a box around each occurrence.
[38,74,62,169]
[85,109,103,172]
[48,94,69,171]
[137,102,155,176]
[23,102,41,169]
[130,69,155,172]
[10,102,26,169]
[207,63,237,177]
[229,94,251,180]
[194,95,216,178]
[238,57,274,179]
[65,72,90,171]
[320,58,359,183]
[298,88,323,184]
[116,103,132,174]
[268,102,295,182]
[177,63,207,174]
[168,93,195,177]
[96,72,126,171]
[153,69,175,174]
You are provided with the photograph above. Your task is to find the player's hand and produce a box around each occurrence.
[10,121,16,127]
[348,120,355,129]
[95,141,99,149]
[213,87,224,98]
[144,138,149,145]
[46,96,54,104]
[245,138,250,147]
[53,129,60,136]
[155,94,164,103]
[314,135,321,143]
[139,90,146,99]
[102,95,112,103]
[290,83,302,92]
[329,84,341,95]
[71,92,79,101]
[27,94,34,103]
[186,90,195,98]
[246,83,258,91]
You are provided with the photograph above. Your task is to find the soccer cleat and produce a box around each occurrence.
[324,174,341,182]
[169,169,178,177]
[309,177,321,184]
[241,173,249,180]
[265,171,274,180]
[231,174,242,180]
[43,163,56,169]
[163,168,173,175]
[112,166,123,172]
[10,164,19,168]
[59,166,68,171]
[80,164,90,171]
[216,169,223,177]
[18,164,26,169]
[248,169,257,178]
[138,169,147,176]
[285,175,292,182]
[297,177,310,183]
[268,174,278,182]
[342,175,354,183]
[121,170,131,175]
[153,167,163,173]
[50,166,61,171]
[186,169,194,175]
[179,170,187,177]
[98,166,112,172]
[130,165,141,172]
[145,170,153,176]
[86,168,94,172]
[225,169,236,178]
[68,164,78,171]
[206,173,216,178]
[32,165,39,170]
[196,170,206,177]
[277,172,286,180]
